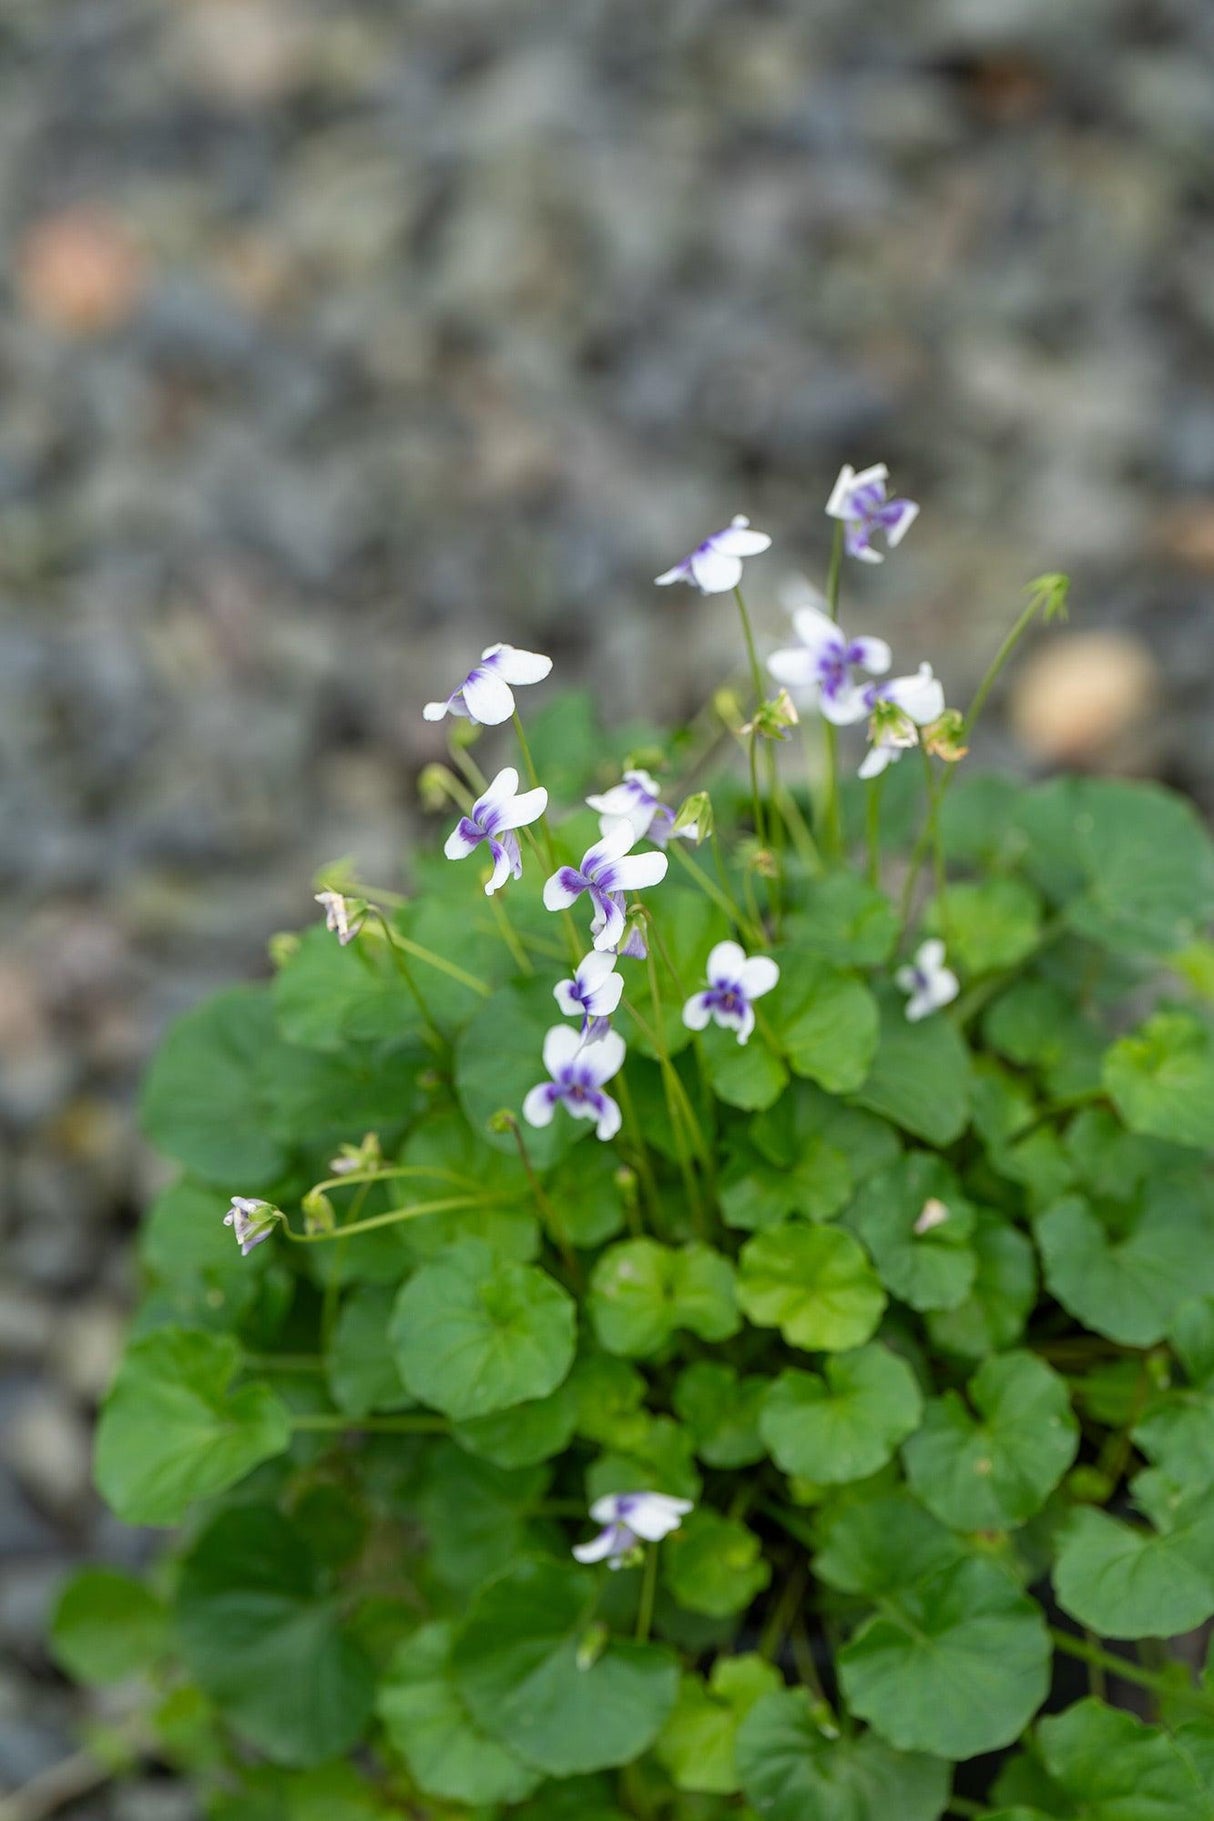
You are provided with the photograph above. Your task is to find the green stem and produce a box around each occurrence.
[291,1412,448,1435]
[1050,1629,1214,1713]
[865,774,884,888]
[507,1115,578,1280]
[668,837,763,945]
[643,964,706,1236]
[322,1177,371,1348]
[369,909,444,1047]
[514,711,562,877]
[370,912,492,997]
[283,1193,509,1244]
[635,1543,660,1644]
[820,522,846,861]
[758,1563,807,1662]
[920,747,949,940]
[308,1164,476,1197]
[615,1070,663,1232]
[489,889,533,974]
[963,592,1044,746]
[732,583,765,702]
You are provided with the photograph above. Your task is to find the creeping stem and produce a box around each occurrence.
[1050,1630,1214,1716]
[281,1193,512,1244]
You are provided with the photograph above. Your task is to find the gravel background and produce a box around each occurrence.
[2,0,1213,1811]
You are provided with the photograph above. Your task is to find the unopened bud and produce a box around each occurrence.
[741,690,800,743]
[576,1621,610,1671]
[488,1108,517,1136]
[302,1188,336,1235]
[268,931,300,968]
[329,1132,382,1177]
[448,718,483,751]
[614,1164,638,1204]
[914,1197,950,1235]
[672,791,712,845]
[418,763,457,813]
[1027,572,1071,625]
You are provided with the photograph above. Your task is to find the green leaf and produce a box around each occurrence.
[452,1378,579,1468]
[1031,1698,1214,1820]
[141,987,286,1185]
[926,1212,1038,1359]
[1133,1300,1214,1492]
[177,1506,375,1767]
[902,1352,1079,1532]
[769,955,880,1094]
[585,1414,702,1506]
[851,993,971,1146]
[702,1028,789,1110]
[1036,1189,1214,1348]
[1053,1478,1214,1639]
[95,1328,291,1525]
[414,1444,550,1592]
[720,1133,852,1231]
[1104,1012,1214,1150]
[273,925,416,1051]
[760,1348,923,1486]
[588,1239,739,1358]
[262,1040,424,1156]
[784,874,899,968]
[545,1142,627,1248]
[456,978,587,1167]
[814,1490,966,1599]
[1014,777,1214,957]
[737,1225,886,1353]
[735,1689,951,1821]
[376,1620,540,1805]
[753,1079,901,1185]
[838,1555,1052,1758]
[451,1557,679,1776]
[673,1362,769,1468]
[327,1288,411,1418]
[51,1569,166,1685]
[984,978,1104,1100]
[847,1154,976,1312]
[390,1239,576,1421]
[929,878,1043,976]
[663,1510,771,1617]
[655,1655,781,1795]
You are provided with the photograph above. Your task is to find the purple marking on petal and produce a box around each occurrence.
[558,866,587,894]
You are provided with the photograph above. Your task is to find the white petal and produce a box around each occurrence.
[885,500,919,547]
[522,1083,556,1127]
[739,955,779,999]
[607,851,669,893]
[572,1529,617,1563]
[886,664,944,726]
[583,1029,626,1084]
[825,464,857,517]
[591,895,626,952]
[792,603,842,658]
[654,561,691,586]
[585,783,637,816]
[589,971,624,1017]
[713,1001,755,1044]
[483,841,515,895]
[767,647,821,692]
[820,683,871,727]
[484,643,553,686]
[542,1024,585,1076]
[894,966,919,994]
[578,949,619,991]
[858,743,896,780]
[589,1493,628,1523]
[712,524,772,557]
[852,543,885,565]
[595,1092,622,1141]
[682,992,713,1032]
[931,969,960,1011]
[851,636,892,675]
[422,699,451,721]
[688,546,744,593]
[706,940,748,985]
[444,822,481,859]
[628,1494,693,1540]
[494,785,548,832]
[544,869,583,911]
[475,767,520,818]
[461,666,516,726]
[917,939,947,974]
[584,818,637,873]
[553,978,583,1018]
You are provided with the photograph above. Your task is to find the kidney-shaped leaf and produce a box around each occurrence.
[735,1689,950,1821]
[1103,1013,1214,1152]
[737,1224,886,1353]
[377,1620,540,1805]
[760,1347,923,1486]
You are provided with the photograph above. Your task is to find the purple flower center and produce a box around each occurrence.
[707,982,745,1014]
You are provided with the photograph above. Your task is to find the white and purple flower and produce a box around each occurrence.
[858,663,946,779]
[826,463,918,564]
[554,950,624,1038]
[523,1026,626,1142]
[443,766,548,895]
[423,643,552,727]
[315,890,364,946]
[223,1196,277,1257]
[543,821,668,952]
[655,515,772,595]
[572,1491,693,1569]
[767,590,891,725]
[896,940,959,1022]
[587,770,677,846]
[683,940,780,1046]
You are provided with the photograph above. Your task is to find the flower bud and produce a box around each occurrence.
[672,791,712,845]
[418,763,457,813]
[741,690,799,742]
[302,1188,336,1235]
[268,931,300,968]
[488,1108,518,1136]
[448,717,483,751]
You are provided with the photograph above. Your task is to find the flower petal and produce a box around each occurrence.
[522,1083,558,1127]
[572,1527,618,1563]
[460,665,516,726]
[688,546,743,593]
[604,850,669,893]
[542,1024,585,1076]
[544,867,585,911]
[819,682,871,727]
[594,1091,622,1141]
[791,602,842,659]
[483,838,516,895]
[713,522,772,557]
[858,743,896,780]
[581,1028,626,1084]
[628,1493,693,1539]
[578,949,619,991]
[474,767,521,820]
[739,955,780,999]
[917,939,947,974]
[422,698,452,721]
[767,647,820,692]
[590,890,627,952]
[706,940,748,986]
[682,991,714,1031]
[886,664,945,726]
[553,978,583,1018]
[590,971,624,1017]
[493,785,548,832]
[583,818,638,874]
[483,643,553,686]
[849,636,892,675]
[444,818,483,860]
[654,560,691,586]
[884,500,919,547]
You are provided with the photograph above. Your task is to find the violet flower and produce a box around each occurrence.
[543,820,668,952]
[522,1026,626,1142]
[655,515,772,595]
[826,463,918,564]
[573,1491,693,1569]
[315,890,364,946]
[857,663,946,779]
[896,940,959,1022]
[767,590,891,725]
[223,1197,277,1257]
[683,940,780,1046]
[443,766,548,895]
[423,643,552,727]
[554,950,624,1038]
[587,769,677,846]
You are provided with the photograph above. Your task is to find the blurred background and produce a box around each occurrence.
[2,0,1213,1809]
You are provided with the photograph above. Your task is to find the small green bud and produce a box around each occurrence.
[418,763,457,813]
[923,709,969,764]
[741,689,799,742]
[672,791,712,844]
[488,1108,517,1136]
[302,1188,336,1235]
[449,717,483,751]
[268,930,300,968]
[1027,571,1071,624]
[575,1621,610,1671]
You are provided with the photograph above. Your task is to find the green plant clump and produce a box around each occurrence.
[53,477,1214,1819]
